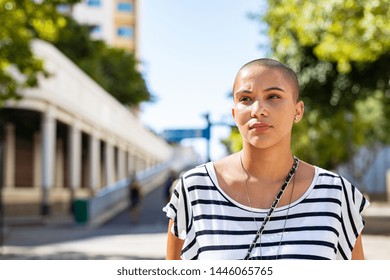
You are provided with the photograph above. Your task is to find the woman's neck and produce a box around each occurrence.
[240,145,294,182]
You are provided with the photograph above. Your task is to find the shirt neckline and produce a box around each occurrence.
[205,161,319,213]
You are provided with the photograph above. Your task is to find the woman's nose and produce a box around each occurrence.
[251,100,268,118]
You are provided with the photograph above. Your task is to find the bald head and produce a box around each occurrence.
[234,58,300,101]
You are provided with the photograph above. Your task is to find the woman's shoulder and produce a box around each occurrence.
[298,159,340,180]
[316,166,341,178]
[213,153,240,172]
[178,162,214,184]
[212,153,242,181]
[184,153,240,181]
[295,160,347,195]
[307,163,354,189]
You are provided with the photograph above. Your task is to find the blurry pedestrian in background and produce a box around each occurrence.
[128,173,141,223]
[164,170,177,203]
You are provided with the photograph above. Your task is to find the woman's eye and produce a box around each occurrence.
[268,94,281,100]
[239,96,251,102]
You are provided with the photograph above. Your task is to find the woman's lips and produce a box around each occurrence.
[249,122,271,133]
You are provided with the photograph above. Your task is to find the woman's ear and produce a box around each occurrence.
[294,100,304,123]
[231,107,239,127]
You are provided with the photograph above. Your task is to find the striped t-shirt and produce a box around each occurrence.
[164,162,369,260]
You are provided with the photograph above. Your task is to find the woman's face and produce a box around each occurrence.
[232,65,304,150]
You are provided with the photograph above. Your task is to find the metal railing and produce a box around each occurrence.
[74,148,200,227]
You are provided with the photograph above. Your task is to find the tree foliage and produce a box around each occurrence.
[264,0,390,114]
[0,0,151,107]
[223,0,390,170]
[54,16,152,106]
[0,0,69,105]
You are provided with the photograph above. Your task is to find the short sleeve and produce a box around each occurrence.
[338,176,370,259]
[163,176,192,240]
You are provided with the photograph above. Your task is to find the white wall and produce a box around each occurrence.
[6,39,172,162]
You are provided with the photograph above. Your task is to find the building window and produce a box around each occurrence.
[117,26,133,38]
[117,2,133,12]
[90,25,101,35]
[86,0,101,7]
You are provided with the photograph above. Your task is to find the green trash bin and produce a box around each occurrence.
[73,199,89,224]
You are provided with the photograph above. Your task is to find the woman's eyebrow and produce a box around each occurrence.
[234,89,252,96]
[234,86,285,96]
[265,86,285,92]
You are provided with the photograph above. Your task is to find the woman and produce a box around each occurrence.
[164,58,369,260]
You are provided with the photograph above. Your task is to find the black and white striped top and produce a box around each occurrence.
[164,162,369,260]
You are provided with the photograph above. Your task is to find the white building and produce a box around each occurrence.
[62,0,138,53]
[1,40,197,224]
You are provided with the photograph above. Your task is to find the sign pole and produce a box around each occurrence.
[203,113,211,162]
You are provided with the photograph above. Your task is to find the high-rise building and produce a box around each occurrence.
[70,0,138,53]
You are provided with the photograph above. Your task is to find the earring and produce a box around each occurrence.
[294,116,298,121]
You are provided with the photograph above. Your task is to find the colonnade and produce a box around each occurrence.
[2,107,158,217]
[1,40,173,219]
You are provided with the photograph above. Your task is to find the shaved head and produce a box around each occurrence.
[235,58,300,101]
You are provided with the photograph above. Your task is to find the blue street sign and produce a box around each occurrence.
[162,128,210,143]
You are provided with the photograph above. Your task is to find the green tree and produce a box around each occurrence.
[53,17,152,106]
[223,0,390,171]
[1,0,151,107]
[264,0,390,114]
[0,0,73,105]
[99,47,152,105]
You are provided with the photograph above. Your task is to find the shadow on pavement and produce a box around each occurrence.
[1,252,163,260]
[3,184,169,247]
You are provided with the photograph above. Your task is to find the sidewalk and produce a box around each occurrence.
[1,226,389,260]
[1,202,390,260]
[362,202,390,235]
[0,221,166,260]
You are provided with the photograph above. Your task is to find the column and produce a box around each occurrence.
[68,123,81,190]
[127,149,136,176]
[55,139,64,188]
[3,123,15,188]
[68,122,81,208]
[41,107,57,216]
[88,131,101,191]
[117,145,126,180]
[33,132,41,188]
[104,141,115,186]
[387,169,390,202]
[133,152,140,173]
[138,153,145,171]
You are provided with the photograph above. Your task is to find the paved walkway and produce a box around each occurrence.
[1,187,390,260]
[1,225,167,260]
[1,225,389,260]
[3,213,390,260]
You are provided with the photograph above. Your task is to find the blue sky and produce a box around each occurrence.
[138,0,268,161]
